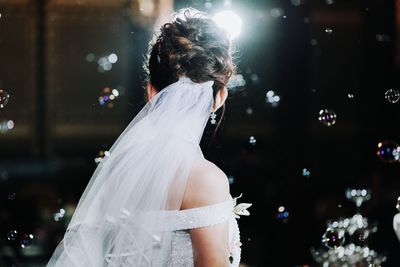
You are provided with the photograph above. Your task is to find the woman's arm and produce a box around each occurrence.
[182,158,231,267]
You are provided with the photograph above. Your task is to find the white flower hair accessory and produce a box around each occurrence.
[232,193,252,219]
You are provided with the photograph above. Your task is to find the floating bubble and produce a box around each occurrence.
[270,8,284,18]
[248,136,256,146]
[302,168,311,178]
[0,170,9,182]
[321,228,345,249]
[376,140,400,163]
[7,230,18,241]
[204,2,212,9]
[351,228,369,247]
[318,109,337,127]
[94,150,110,165]
[396,196,400,212]
[276,206,290,223]
[227,74,246,90]
[0,119,14,133]
[53,208,66,222]
[228,175,235,184]
[98,87,119,108]
[325,0,335,5]
[325,28,333,34]
[108,53,118,64]
[250,73,259,82]
[85,53,95,62]
[348,93,355,99]
[376,34,390,42]
[245,107,253,115]
[97,54,117,73]
[310,39,318,46]
[384,89,400,104]
[8,192,15,200]
[0,89,10,108]
[290,0,302,6]
[20,233,34,248]
[265,90,280,107]
[303,17,310,23]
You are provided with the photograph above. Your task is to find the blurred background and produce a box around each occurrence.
[1,0,400,266]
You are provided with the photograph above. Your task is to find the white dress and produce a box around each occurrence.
[157,198,241,267]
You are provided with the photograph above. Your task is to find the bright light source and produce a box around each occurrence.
[213,10,242,39]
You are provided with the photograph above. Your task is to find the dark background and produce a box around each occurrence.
[0,0,400,266]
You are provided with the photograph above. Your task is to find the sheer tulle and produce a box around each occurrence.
[47,76,215,267]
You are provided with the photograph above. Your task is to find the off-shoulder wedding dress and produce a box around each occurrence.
[164,197,241,266]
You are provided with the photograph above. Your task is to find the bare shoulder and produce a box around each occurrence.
[181,156,230,210]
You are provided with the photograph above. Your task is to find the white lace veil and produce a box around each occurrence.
[47,76,215,266]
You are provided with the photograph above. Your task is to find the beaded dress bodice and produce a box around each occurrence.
[158,198,241,267]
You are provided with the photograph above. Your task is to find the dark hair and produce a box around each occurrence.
[143,8,236,136]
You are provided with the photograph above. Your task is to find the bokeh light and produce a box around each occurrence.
[0,89,10,108]
[98,87,119,108]
[7,230,18,241]
[94,149,111,165]
[276,206,290,223]
[213,10,242,39]
[376,140,400,163]
[318,109,337,127]
[384,88,400,104]
[321,228,345,249]
[0,119,15,133]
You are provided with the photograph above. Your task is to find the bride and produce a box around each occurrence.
[47,7,249,267]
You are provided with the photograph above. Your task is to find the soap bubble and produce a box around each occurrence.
[98,87,119,108]
[384,89,400,104]
[265,90,280,107]
[321,228,345,249]
[376,140,400,163]
[7,230,18,241]
[318,109,337,127]
[376,34,390,42]
[302,168,311,178]
[248,136,256,146]
[107,53,118,64]
[0,89,10,108]
[290,0,303,6]
[270,8,284,18]
[85,53,95,62]
[347,93,355,99]
[396,196,400,211]
[325,28,333,34]
[227,74,246,91]
[276,206,290,223]
[0,119,14,134]
[228,175,235,184]
[53,208,66,222]
[351,228,369,247]
[94,149,110,165]
[310,39,318,46]
[245,107,253,115]
[20,233,34,248]
[8,192,15,200]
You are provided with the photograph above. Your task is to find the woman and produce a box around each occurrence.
[47,7,248,267]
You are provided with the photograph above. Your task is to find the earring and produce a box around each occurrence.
[210,111,217,124]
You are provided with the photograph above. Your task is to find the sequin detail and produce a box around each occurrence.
[166,199,241,267]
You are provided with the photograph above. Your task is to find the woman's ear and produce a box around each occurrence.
[146,82,158,102]
[212,87,228,112]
